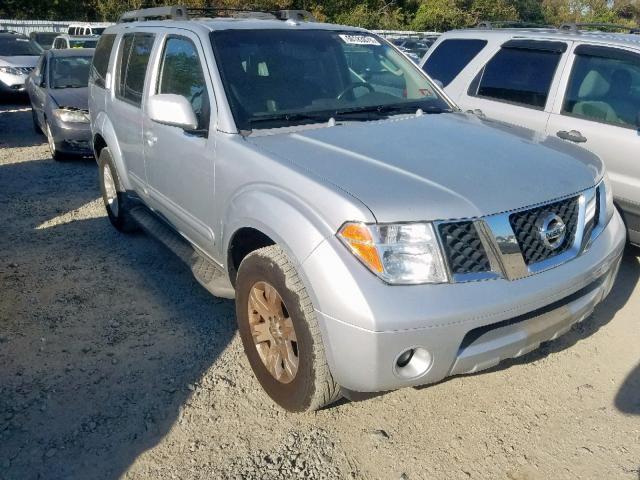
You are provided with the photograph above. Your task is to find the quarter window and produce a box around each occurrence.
[90,33,116,88]
[117,33,155,107]
[157,36,210,131]
[423,39,487,87]
[470,47,562,109]
[563,48,640,129]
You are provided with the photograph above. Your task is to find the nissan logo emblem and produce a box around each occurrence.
[537,213,567,250]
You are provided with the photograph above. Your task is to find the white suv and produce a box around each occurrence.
[421,25,640,244]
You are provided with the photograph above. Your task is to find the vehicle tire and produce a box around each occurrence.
[235,245,341,412]
[98,148,137,233]
[45,120,67,161]
[32,108,42,134]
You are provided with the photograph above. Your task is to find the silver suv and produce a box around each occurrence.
[89,7,626,412]
[421,24,640,244]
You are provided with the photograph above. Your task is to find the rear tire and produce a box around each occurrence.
[235,245,341,412]
[98,148,137,233]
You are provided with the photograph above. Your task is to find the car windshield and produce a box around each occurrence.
[92,28,106,35]
[69,39,98,48]
[33,33,58,48]
[0,37,42,56]
[50,56,92,88]
[210,29,451,130]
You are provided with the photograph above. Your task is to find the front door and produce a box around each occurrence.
[547,44,640,241]
[143,31,216,255]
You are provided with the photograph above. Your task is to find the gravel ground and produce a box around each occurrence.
[0,97,639,480]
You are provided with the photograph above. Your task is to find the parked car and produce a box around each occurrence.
[421,26,640,245]
[67,23,110,36]
[26,48,94,160]
[29,31,59,50]
[52,34,98,50]
[90,7,625,412]
[0,33,41,95]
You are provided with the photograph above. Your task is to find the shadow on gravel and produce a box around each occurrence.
[0,98,46,149]
[0,156,237,479]
[616,361,640,415]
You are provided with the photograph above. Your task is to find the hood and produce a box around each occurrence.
[49,87,89,110]
[248,113,603,222]
[0,56,38,68]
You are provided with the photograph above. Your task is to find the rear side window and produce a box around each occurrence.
[117,33,155,106]
[423,39,487,87]
[563,47,640,129]
[91,33,116,88]
[470,47,563,109]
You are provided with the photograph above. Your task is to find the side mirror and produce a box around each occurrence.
[148,94,198,131]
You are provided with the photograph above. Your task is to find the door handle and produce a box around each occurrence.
[557,130,587,143]
[466,109,485,118]
[144,131,158,146]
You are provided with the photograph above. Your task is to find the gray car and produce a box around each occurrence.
[0,33,41,95]
[90,7,626,412]
[26,48,94,160]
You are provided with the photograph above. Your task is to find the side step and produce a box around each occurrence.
[129,207,235,299]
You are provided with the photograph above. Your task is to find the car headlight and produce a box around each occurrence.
[601,172,614,225]
[53,108,89,123]
[0,66,22,75]
[337,222,448,284]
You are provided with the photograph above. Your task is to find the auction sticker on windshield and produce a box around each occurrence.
[339,34,381,46]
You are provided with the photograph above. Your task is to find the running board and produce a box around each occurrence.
[129,207,235,299]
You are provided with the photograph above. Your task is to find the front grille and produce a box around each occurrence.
[509,196,580,265]
[438,221,491,275]
[16,67,34,74]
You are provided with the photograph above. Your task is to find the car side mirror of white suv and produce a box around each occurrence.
[148,94,198,131]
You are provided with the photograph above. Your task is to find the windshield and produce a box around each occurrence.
[0,37,42,56]
[69,39,97,48]
[210,29,451,130]
[32,33,58,48]
[92,28,106,35]
[50,56,92,88]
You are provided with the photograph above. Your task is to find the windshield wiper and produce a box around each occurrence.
[334,104,451,120]
[246,112,331,129]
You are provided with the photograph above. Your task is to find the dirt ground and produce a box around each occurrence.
[0,97,639,480]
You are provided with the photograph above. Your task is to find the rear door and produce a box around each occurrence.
[142,30,216,254]
[455,39,571,132]
[109,31,157,193]
[547,43,640,240]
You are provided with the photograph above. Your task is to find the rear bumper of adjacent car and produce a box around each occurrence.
[302,210,626,392]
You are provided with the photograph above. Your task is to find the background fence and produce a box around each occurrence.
[0,19,111,35]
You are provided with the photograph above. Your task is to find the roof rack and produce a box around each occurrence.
[558,22,639,33]
[476,21,553,30]
[117,5,316,24]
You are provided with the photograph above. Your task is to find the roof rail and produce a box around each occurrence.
[117,5,316,24]
[476,20,553,30]
[558,22,638,33]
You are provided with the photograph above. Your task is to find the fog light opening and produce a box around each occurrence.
[394,347,432,380]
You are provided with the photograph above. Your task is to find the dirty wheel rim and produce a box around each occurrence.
[248,281,299,384]
[102,164,119,217]
[46,122,56,157]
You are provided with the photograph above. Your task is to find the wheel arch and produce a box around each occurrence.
[92,112,131,190]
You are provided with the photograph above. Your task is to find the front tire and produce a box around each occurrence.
[236,245,341,412]
[98,148,137,232]
[45,120,67,161]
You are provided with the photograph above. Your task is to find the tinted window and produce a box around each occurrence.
[423,39,487,87]
[50,55,92,88]
[0,37,42,56]
[471,47,562,108]
[91,33,115,88]
[563,50,640,128]
[117,33,155,106]
[211,29,449,130]
[158,36,210,131]
[69,39,97,48]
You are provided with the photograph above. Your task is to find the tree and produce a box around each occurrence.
[412,0,472,31]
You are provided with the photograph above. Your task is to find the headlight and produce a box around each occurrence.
[0,66,22,75]
[53,108,89,123]
[337,222,448,284]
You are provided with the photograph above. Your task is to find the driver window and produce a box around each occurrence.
[157,36,210,132]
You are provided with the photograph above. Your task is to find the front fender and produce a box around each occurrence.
[93,110,131,191]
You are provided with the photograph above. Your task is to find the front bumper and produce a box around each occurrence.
[302,210,626,392]
[49,119,92,155]
[0,73,28,93]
